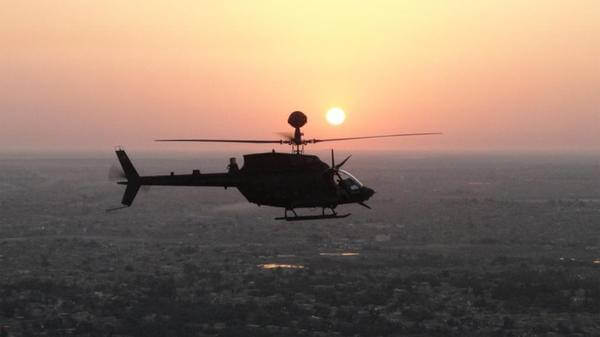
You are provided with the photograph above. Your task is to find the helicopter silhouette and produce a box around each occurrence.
[111,111,441,221]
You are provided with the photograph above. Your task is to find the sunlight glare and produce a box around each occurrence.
[326,107,346,126]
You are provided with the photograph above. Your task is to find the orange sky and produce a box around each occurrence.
[1,1,599,152]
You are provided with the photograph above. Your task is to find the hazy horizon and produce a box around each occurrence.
[1,147,599,162]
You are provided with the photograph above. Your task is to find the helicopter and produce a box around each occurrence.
[110,111,440,221]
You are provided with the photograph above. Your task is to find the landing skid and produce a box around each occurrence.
[275,213,351,221]
[275,207,350,221]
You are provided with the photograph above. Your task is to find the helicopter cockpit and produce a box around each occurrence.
[336,169,364,193]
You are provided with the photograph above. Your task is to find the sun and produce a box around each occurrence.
[326,107,346,126]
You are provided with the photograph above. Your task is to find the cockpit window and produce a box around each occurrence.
[338,169,363,186]
[337,169,363,192]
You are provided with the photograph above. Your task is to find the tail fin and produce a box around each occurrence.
[115,148,141,206]
[121,183,141,206]
[116,148,139,181]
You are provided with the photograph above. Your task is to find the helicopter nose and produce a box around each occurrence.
[362,187,375,199]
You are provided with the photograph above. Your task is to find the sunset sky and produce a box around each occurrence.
[1,1,599,152]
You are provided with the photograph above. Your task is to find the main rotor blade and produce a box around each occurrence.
[308,132,442,143]
[156,139,288,144]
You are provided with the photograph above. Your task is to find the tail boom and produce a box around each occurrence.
[114,149,238,207]
[139,173,238,187]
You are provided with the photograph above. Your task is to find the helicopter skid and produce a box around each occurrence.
[275,213,351,221]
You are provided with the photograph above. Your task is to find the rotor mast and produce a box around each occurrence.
[287,111,307,154]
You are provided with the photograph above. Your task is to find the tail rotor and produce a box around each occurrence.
[108,163,126,182]
[108,163,150,192]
